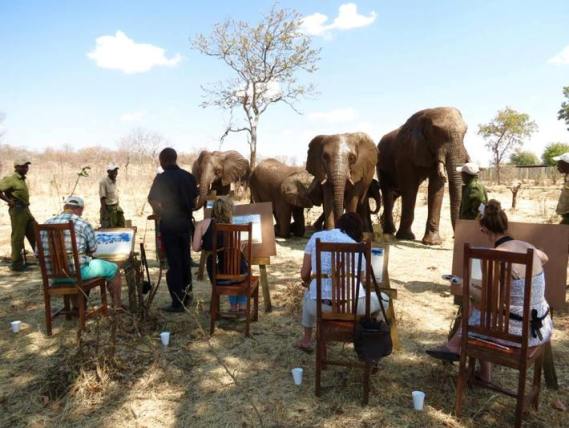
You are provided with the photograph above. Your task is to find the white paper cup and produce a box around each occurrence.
[412,390,425,410]
[291,368,303,385]
[10,320,22,333]
[160,331,170,347]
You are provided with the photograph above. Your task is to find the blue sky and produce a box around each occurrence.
[1,0,568,165]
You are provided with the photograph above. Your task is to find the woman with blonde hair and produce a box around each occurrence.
[193,197,248,312]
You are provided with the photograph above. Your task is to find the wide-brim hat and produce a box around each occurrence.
[455,162,480,175]
[552,153,569,164]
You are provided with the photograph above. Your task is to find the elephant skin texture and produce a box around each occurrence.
[377,106,470,245]
[306,133,378,232]
[250,159,314,238]
[192,150,250,209]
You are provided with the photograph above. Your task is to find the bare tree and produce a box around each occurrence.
[193,5,320,169]
[118,128,168,176]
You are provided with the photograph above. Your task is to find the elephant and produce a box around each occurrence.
[377,107,470,245]
[192,150,250,209]
[250,159,316,238]
[306,133,378,231]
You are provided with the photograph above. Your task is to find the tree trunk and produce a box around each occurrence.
[250,124,257,171]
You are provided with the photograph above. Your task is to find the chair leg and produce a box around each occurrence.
[253,287,259,322]
[455,352,468,417]
[315,334,322,397]
[45,293,53,336]
[245,293,251,337]
[64,296,72,320]
[532,354,543,410]
[514,364,528,428]
[100,283,108,316]
[363,362,371,405]
[78,294,86,330]
[210,293,217,336]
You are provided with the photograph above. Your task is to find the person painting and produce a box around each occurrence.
[0,157,36,271]
[192,197,248,313]
[99,162,125,228]
[45,196,123,308]
[426,200,552,382]
[457,162,488,220]
[553,152,569,225]
[148,148,198,312]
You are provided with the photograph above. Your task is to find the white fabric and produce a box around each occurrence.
[552,152,569,163]
[455,162,480,175]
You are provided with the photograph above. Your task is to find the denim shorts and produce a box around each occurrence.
[53,259,119,284]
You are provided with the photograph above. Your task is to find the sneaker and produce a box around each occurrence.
[161,305,185,313]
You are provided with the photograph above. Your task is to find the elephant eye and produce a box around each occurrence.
[348,153,356,163]
[322,152,330,160]
[214,168,221,175]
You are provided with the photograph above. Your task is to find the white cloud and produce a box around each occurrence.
[120,111,145,122]
[87,31,181,74]
[308,108,358,123]
[301,3,377,37]
[548,45,569,64]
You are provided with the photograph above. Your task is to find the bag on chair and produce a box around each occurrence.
[353,260,392,363]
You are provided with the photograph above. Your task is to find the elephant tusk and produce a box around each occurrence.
[320,178,327,185]
[347,177,354,185]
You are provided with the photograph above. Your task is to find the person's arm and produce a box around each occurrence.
[535,248,549,266]
[192,219,210,252]
[301,253,312,286]
[0,178,15,207]
[147,176,162,214]
[85,223,97,255]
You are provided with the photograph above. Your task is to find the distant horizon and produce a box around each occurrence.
[1,1,568,166]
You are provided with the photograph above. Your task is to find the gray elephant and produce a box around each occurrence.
[377,107,470,245]
[307,133,378,231]
[250,159,316,238]
[192,150,250,209]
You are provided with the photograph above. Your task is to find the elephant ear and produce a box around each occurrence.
[348,132,378,184]
[192,151,209,179]
[404,113,435,168]
[306,135,327,181]
[221,151,250,186]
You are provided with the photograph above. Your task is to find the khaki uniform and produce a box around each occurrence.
[99,176,125,228]
[556,176,569,225]
[459,177,488,220]
[0,172,36,269]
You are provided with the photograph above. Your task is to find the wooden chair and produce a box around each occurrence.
[315,239,373,405]
[209,223,259,337]
[35,222,108,336]
[455,244,547,428]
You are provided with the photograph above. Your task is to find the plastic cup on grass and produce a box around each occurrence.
[10,320,22,333]
[412,390,425,410]
[160,331,170,347]
[291,368,303,385]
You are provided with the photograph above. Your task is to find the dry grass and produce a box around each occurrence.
[1,179,569,427]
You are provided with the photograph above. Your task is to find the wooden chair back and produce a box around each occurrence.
[211,222,252,283]
[35,221,83,286]
[462,243,534,351]
[315,239,372,321]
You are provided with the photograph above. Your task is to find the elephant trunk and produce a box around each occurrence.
[331,169,346,222]
[446,136,464,230]
[196,170,213,210]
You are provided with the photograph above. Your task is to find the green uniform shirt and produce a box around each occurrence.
[0,172,30,205]
[459,177,487,220]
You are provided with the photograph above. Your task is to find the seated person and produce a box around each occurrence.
[193,197,248,313]
[295,212,388,352]
[44,196,122,308]
[427,200,552,380]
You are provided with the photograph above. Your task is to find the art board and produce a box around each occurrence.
[93,228,137,262]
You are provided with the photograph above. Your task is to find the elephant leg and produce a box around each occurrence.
[291,207,305,237]
[422,173,445,245]
[275,201,292,238]
[396,174,421,241]
[380,180,397,235]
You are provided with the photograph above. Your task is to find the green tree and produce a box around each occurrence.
[478,107,538,184]
[193,5,320,170]
[510,150,539,166]
[558,86,569,131]
[542,142,569,166]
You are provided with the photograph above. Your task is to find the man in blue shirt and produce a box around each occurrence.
[148,148,198,312]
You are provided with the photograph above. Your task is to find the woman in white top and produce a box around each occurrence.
[295,212,386,352]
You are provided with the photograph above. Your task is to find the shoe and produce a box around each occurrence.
[425,347,460,362]
[161,305,185,313]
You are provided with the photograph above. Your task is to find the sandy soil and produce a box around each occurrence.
[0,180,568,427]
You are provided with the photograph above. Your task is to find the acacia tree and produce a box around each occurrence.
[558,86,569,131]
[478,107,538,184]
[542,142,569,166]
[193,6,320,169]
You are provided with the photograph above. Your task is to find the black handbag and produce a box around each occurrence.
[353,255,392,363]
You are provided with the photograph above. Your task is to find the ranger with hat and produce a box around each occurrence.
[456,162,488,220]
[554,152,569,225]
[99,163,125,228]
[0,157,36,271]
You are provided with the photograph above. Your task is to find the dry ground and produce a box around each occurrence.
[0,178,568,427]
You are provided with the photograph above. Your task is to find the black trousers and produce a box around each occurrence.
[161,228,191,308]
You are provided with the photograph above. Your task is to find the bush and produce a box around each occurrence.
[510,150,539,166]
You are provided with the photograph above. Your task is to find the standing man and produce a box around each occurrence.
[148,148,198,312]
[554,152,569,225]
[0,158,36,271]
[456,162,488,220]
[99,163,125,228]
